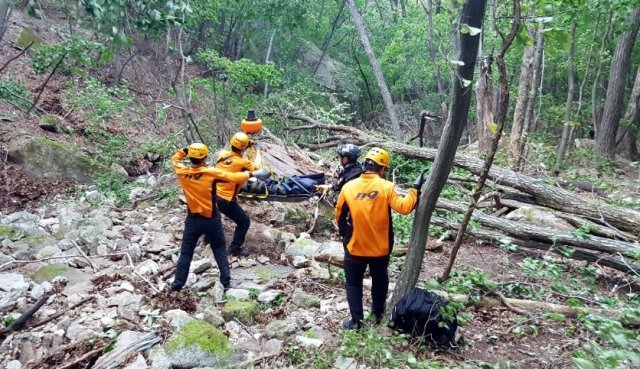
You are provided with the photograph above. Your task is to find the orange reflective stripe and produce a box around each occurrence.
[335,173,418,257]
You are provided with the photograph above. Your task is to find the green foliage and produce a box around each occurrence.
[75,0,192,44]
[95,172,134,206]
[3,315,15,327]
[67,77,133,123]
[197,50,280,93]
[0,77,31,109]
[32,35,109,75]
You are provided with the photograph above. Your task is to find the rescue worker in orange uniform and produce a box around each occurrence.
[336,147,428,329]
[170,143,263,291]
[215,132,255,257]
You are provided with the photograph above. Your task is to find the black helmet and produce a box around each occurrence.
[336,143,361,162]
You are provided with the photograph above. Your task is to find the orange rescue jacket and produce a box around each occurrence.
[172,149,250,218]
[335,173,418,257]
[214,149,254,201]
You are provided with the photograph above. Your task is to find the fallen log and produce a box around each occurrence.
[431,217,640,275]
[284,118,640,236]
[437,198,640,259]
[92,332,160,369]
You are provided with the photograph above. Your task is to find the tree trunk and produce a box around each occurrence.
[617,67,640,160]
[555,21,577,175]
[0,1,11,44]
[517,23,545,171]
[346,0,402,140]
[263,29,276,98]
[596,7,640,159]
[475,41,494,155]
[591,13,614,138]
[421,0,446,94]
[391,0,487,311]
[314,0,346,75]
[507,27,534,170]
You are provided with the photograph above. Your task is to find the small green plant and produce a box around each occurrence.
[248,288,260,300]
[571,224,591,240]
[0,77,31,109]
[67,77,133,123]
[95,172,134,207]
[3,315,15,327]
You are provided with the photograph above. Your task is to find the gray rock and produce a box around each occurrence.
[135,259,159,276]
[257,290,283,304]
[292,289,320,309]
[111,163,129,178]
[128,244,142,261]
[265,318,299,340]
[201,307,225,327]
[149,348,172,369]
[6,359,22,369]
[209,281,225,301]
[284,236,322,257]
[165,319,239,368]
[333,356,358,369]
[124,354,148,369]
[36,245,63,260]
[0,273,29,292]
[0,224,25,241]
[116,331,150,349]
[85,190,102,202]
[66,323,96,342]
[106,291,144,309]
[0,290,23,312]
[295,335,323,348]
[56,239,75,251]
[2,211,45,235]
[190,278,216,292]
[225,288,250,301]
[504,206,574,231]
[189,259,212,274]
[291,255,311,268]
[262,339,282,356]
[163,309,191,329]
[231,265,295,283]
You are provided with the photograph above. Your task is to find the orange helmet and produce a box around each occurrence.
[230,132,250,150]
[187,143,209,159]
[364,147,390,167]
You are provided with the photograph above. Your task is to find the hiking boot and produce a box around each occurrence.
[342,318,361,330]
[230,248,249,257]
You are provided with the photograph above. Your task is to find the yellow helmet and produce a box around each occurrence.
[364,147,390,167]
[230,132,250,150]
[187,143,209,159]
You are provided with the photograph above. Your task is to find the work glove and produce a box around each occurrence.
[251,168,270,180]
[315,184,331,193]
[412,168,430,190]
[182,148,189,155]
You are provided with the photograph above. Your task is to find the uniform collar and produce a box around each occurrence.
[361,172,380,179]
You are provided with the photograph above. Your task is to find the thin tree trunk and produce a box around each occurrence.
[517,23,545,171]
[507,27,534,170]
[420,0,446,94]
[439,0,521,282]
[263,29,276,98]
[596,7,640,159]
[576,14,601,118]
[617,67,640,160]
[346,0,402,140]
[555,20,577,175]
[391,0,488,312]
[0,1,12,44]
[352,39,375,112]
[591,13,614,138]
[475,37,494,155]
[314,0,346,75]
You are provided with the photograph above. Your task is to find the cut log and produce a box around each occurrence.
[437,198,640,258]
[431,217,640,275]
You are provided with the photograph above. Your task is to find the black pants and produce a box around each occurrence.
[216,198,250,252]
[171,212,231,290]
[344,253,390,323]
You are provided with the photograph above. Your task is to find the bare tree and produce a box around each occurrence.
[263,30,276,98]
[475,37,494,155]
[555,20,577,174]
[390,0,488,309]
[420,0,446,94]
[507,26,534,170]
[596,7,640,159]
[346,0,402,140]
[617,67,640,160]
[591,13,614,137]
[0,0,11,44]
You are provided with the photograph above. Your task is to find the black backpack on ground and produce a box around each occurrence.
[390,288,459,348]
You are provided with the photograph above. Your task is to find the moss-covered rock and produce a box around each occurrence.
[32,264,69,283]
[0,224,25,241]
[283,206,310,227]
[7,136,122,183]
[165,319,236,368]
[284,237,321,257]
[17,28,45,51]
[39,115,61,133]
[221,300,259,325]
